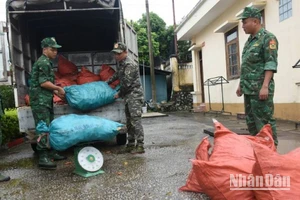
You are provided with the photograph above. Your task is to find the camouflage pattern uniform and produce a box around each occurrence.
[29,53,55,150]
[239,7,278,145]
[108,42,144,148]
[29,37,66,170]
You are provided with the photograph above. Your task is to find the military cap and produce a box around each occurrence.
[239,6,262,20]
[111,42,127,54]
[41,37,62,48]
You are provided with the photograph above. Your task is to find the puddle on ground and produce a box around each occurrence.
[277,139,300,154]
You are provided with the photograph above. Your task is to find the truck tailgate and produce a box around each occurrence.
[17,100,125,132]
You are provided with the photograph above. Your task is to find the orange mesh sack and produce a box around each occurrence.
[77,66,101,85]
[57,55,78,75]
[54,74,77,104]
[25,94,30,106]
[179,136,211,193]
[54,71,62,79]
[192,121,276,200]
[252,142,300,199]
[245,124,276,151]
[99,64,120,88]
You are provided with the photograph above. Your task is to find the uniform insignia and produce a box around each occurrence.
[114,43,119,49]
[253,43,259,47]
[269,39,276,50]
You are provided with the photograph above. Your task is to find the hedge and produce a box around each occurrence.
[0,85,15,110]
[0,109,21,145]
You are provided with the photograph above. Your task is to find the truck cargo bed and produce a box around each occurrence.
[18,100,125,133]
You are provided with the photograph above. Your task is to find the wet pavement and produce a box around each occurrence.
[1,111,300,200]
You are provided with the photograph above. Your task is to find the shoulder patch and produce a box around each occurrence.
[269,39,277,50]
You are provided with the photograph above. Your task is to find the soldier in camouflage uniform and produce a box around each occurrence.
[236,7,278,145]
[107,42,145,154]
[29,37,66,169]
[0,93,10,182]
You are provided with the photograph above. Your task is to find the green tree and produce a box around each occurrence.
[138,13,168,62]
[178,40,192,63]
[128,12,192,65]
[132,21,160,65]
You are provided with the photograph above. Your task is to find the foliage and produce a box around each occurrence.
[138,12,169,63]
[129,12,192,65]
[178,40,192,63]
[0,109,21,145]
[0,85,15,109]
[132,21,160,65]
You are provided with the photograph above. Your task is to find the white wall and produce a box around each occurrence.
[263,0,300,103]
[193,0,300,104]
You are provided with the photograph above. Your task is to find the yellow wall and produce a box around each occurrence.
[206,103,300,122]
[179,63,193,86]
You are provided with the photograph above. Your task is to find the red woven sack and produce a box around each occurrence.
[99,64,120,88]
[77,66,101,85]
[57,55,78,75]
[179,137,211,193]
[252,142,300,199]
[192,122,276,199]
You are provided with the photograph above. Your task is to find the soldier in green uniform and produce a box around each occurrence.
[107,42,145,154]
[236,7,278,145]
[0,93,10,182]
[29,37,66,169]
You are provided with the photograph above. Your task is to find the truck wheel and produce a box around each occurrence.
[31,143,38,152]
[116,134,127,145]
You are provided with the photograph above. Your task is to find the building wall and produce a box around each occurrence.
[178,62,193,86]
[140,75,168,103]
[192,0,300,120]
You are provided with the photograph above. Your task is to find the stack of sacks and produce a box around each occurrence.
[76,66,101,85]
[99,64,120,89]
[54,55,79,104]
[36,114,124,151]
[64,81,117,111]
[180,121,300,199]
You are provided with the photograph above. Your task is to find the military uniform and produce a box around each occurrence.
[0,94,10,181]
[30,54,55,127]
[239,7,278,145]
[29,37,66,169]
[108,42,145,152]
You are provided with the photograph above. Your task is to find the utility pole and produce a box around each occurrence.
[172,0,178,56]
[145,0,157,104]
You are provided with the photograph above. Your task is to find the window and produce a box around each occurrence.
[260,10,265,28]
[225,27,240,80]
[279,0,292,22]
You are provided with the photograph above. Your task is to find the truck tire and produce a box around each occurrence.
[116,134,127,145]
[31,143,38,152]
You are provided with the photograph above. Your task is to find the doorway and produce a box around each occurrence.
[199,50,205,103]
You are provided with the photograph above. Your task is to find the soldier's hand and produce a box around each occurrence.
[57,87,65,98]
[114,93,119,99]
[259,87,268,100]
[236,86,242,97]
[53,90,59,95]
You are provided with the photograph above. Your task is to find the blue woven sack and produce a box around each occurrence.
[49,114,124,151]
[64,81,117,111]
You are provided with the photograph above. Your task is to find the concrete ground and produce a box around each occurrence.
[0,111,299,200]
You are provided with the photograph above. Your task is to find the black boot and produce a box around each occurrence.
[0,173,10,182]
[49,150,67,161]
[38,151,57,170]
